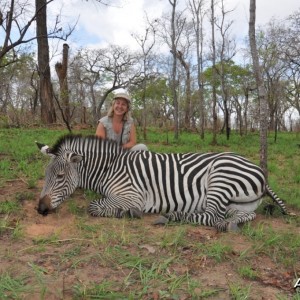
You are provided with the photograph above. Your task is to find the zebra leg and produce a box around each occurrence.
[154,209,223,227]
[154,208,256,232]
[154,194,229,228]
[214,208,257,232]
[88,199,142,219]
[153,212,191,225]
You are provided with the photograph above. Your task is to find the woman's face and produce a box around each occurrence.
[113,98,129,116]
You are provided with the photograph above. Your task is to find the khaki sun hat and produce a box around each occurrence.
[113,92,131,104]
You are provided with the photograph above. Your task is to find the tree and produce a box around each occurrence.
[169,0,180,140]
[214,0,236,140]
[249,0,268,177]
[36,0,56,124]
[0,52,38,125]
[1,0,76,124]
[189,0,207,139]
[202,61,253,135]
[210,0,218,145]
[55,43,71,130]
[0,0,54,66]
[0,0,73,67]
[71,46,142,123]
[132,16,157,140]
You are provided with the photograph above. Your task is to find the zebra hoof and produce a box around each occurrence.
[153,215,169,225]
[128,207,143,219]
[227,222,240,232]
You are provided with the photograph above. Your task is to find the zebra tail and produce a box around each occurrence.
[265,184,288,215]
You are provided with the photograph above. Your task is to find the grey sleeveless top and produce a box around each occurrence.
[99,116,133,145]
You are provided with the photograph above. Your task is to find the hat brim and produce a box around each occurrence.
[113,93,131,103]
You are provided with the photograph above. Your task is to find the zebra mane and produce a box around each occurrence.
[50,134,123,155]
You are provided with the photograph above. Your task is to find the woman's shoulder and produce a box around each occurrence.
[99,116,113,129]
[126,117,134,125]
[99,116,111,125]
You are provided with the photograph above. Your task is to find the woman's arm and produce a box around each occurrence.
[122,123,137,149]
[95,122,106,139]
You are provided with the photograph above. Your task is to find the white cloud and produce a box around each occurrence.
[47,0,300,52]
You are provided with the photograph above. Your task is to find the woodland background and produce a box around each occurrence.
[1,0,300,142]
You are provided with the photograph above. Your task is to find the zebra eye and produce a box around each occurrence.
[57,172,65,179]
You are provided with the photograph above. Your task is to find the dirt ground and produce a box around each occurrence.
[0,179,300,299]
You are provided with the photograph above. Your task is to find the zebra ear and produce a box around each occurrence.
[36,141,55,157]
[68,153,83,164]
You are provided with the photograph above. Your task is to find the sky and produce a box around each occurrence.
[48,0,300,54]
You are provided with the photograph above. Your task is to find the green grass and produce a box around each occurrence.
[196,240,233,262]
[241,222,300,267]
[0,272,30,298]
[0,200,20,214]
[238,265,258,280]
[228,281,251,300]
[0,127,299,299]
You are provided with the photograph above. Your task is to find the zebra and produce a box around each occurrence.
[36,134,288,231]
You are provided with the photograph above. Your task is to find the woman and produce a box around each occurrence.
[95,93,148,151]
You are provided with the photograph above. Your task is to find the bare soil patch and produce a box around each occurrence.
[0,180,299,299]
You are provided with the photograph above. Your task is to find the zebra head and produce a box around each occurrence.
[36,142,83,216]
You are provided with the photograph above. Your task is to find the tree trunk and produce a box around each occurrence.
[249,0,268,177]
[142,77,147,140]
[169,0,179,140]
[243,88,249,134]
[55,43,70,123]
[211,0,218,145]
[174,50,191,130]
[36,0,56,124]
[189,0,205,139]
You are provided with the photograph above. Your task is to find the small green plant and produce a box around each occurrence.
[12,221,24,240]
[84,189,100,201]
[0,272,29,298]
[72,280,124,299]
[241,222,266,240]
[228,281,251,299]
[33,233,60,245]
[0,200,20,214]
[28,262,48,298]
[159,227,188,251]
[197,240,232,262]
[187,276,221,298]
[0,217,10,235]
[16,191,35,202]
[238,265,257,280]
[0,159,15,180]
[61,245,83,262]
[68,199,86,216]
[26,178,37,189]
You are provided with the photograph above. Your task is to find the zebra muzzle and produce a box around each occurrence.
[37,195,52,216]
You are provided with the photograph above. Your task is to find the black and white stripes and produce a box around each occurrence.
[37,134,287,231]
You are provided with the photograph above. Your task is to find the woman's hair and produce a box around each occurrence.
[107,99,131,121]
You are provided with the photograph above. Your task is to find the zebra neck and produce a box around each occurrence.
[75,139,124,193]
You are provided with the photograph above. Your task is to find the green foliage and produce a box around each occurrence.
[159,227,187,251]
[242,222,300,267]
[238,265,258,280]
[197,240,232,262]
[67,198,87,216]
[0,273,27,297]
[0,200,20,214]
[73,280,126,299]
[228,281,251,300]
